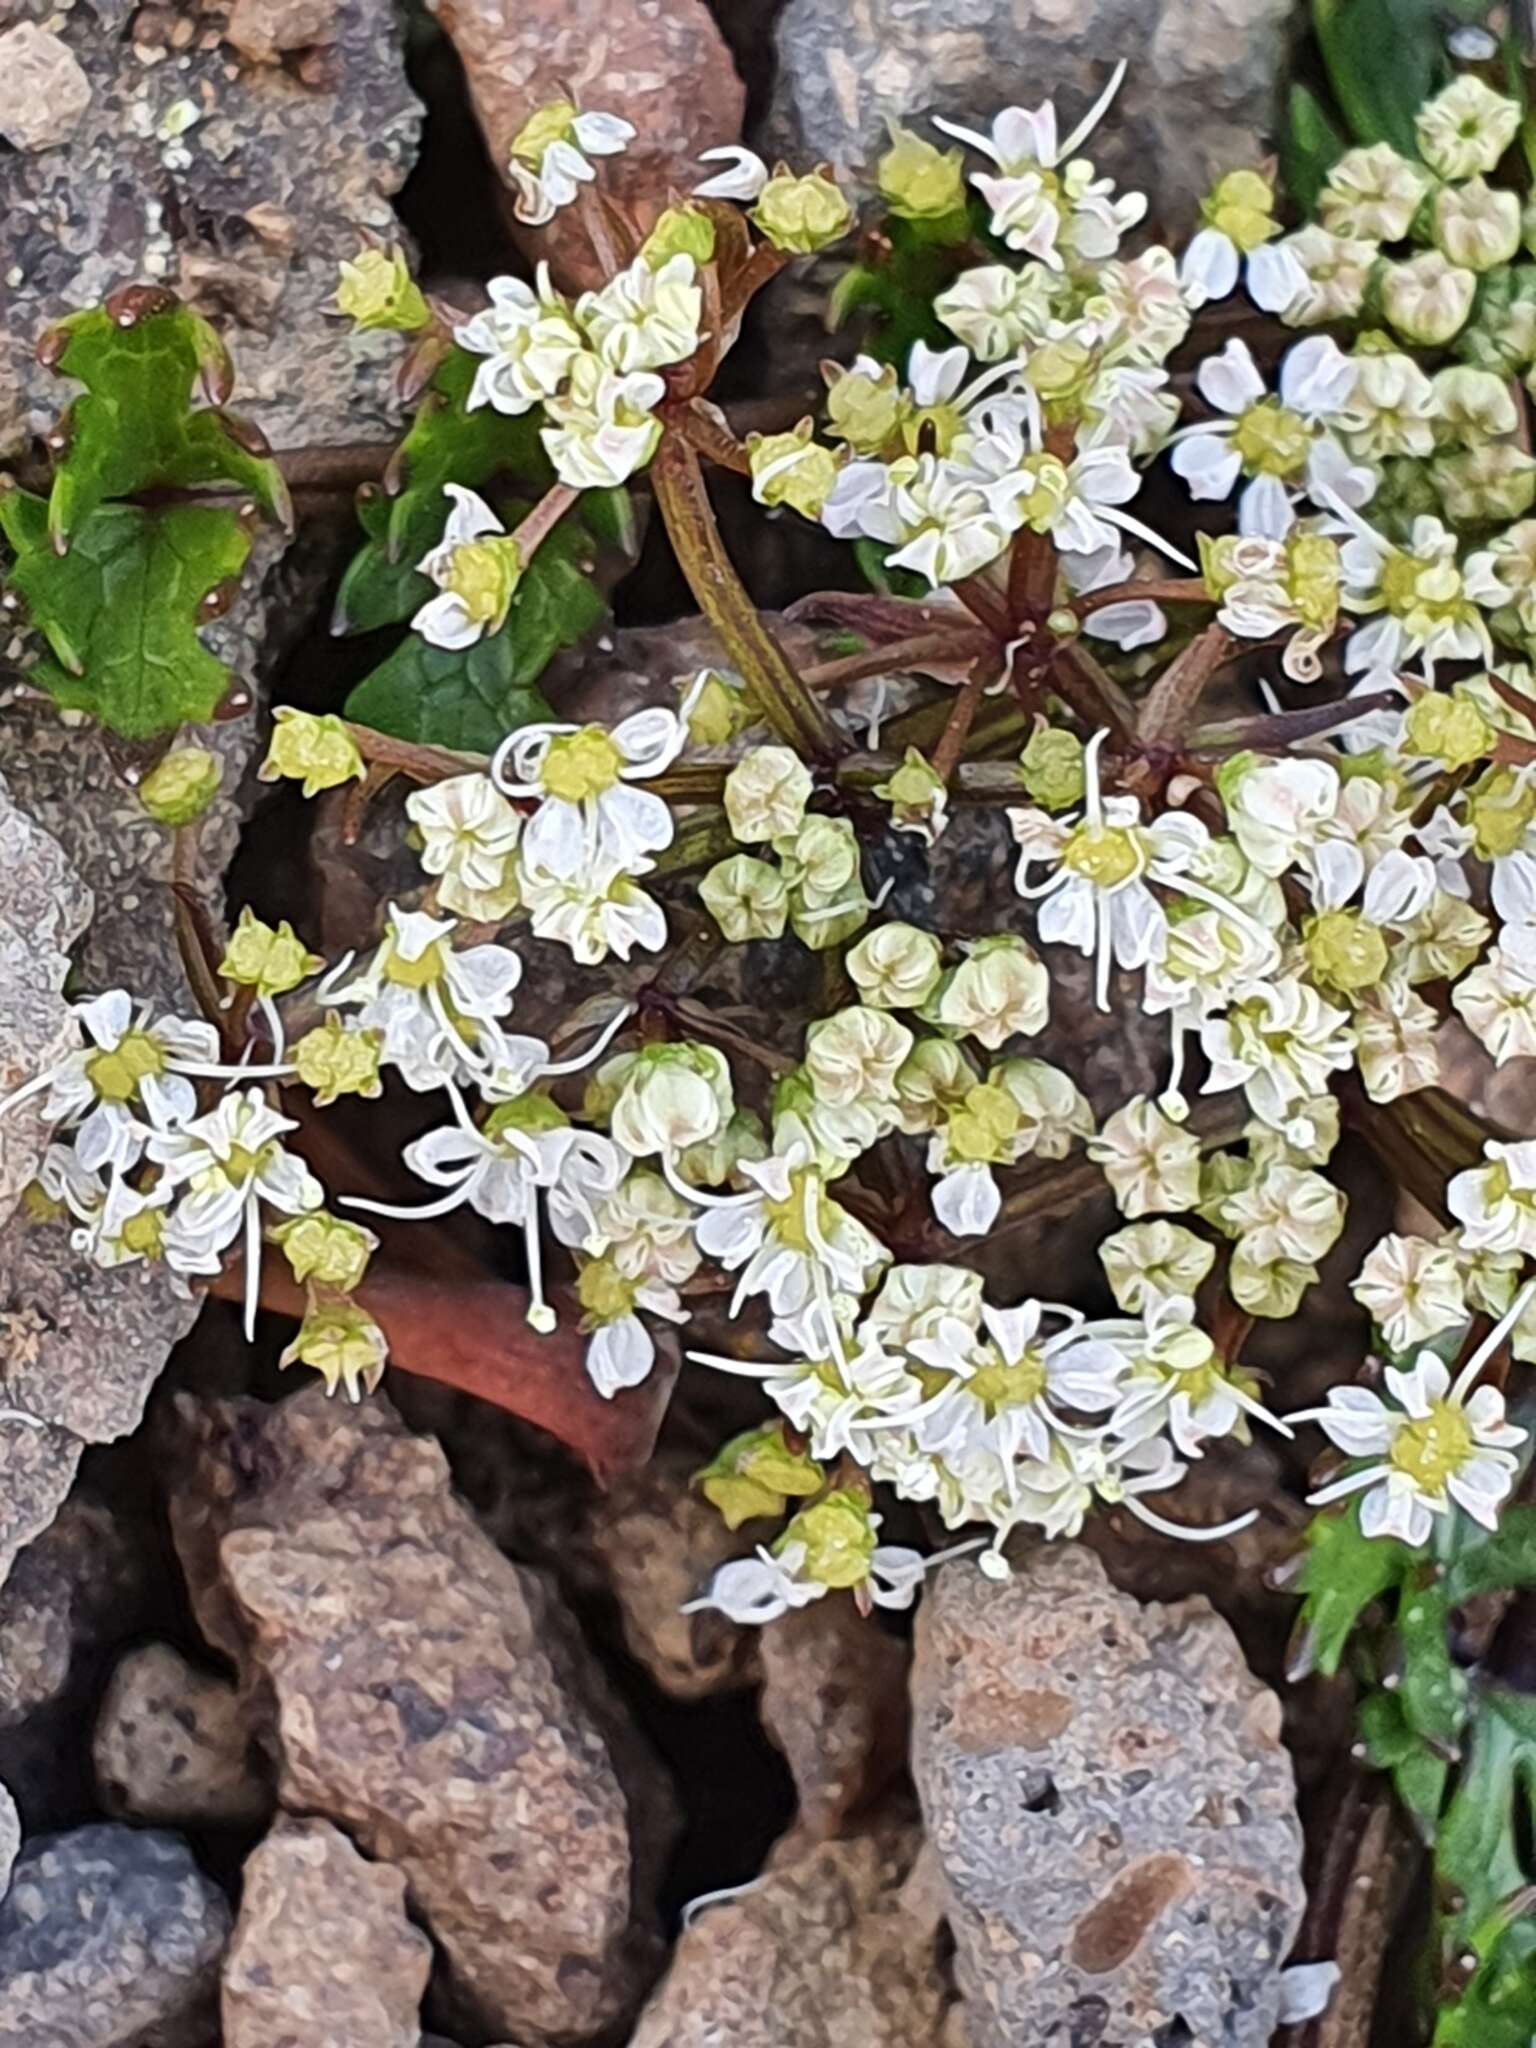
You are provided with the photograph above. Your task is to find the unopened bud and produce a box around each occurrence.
[334,248,429,334]
[138,745,223,826]
[752,168,853,253]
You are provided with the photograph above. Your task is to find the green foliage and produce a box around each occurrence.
[1444,1505,1536,1601]
[1431,1688,1536,2045]
[0,488,251,739]
[332,345,550,634]
[1281,82,1348,212]
[40,291,289,548]
[343,516,605,750]
[1293,1498,1412,1675]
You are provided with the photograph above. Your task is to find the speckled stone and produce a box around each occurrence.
[911,1546,1306,2048]
[0,26,91,152]
[94,1643,271,1829]
[759,1596,910,1840]
[0,1823,229,2048]
[628,1827,953,2048]
[167,1384,673,2044]
[762,0,1293,227]
[222,1816,429,2048]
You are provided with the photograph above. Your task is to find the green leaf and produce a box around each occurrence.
[332,346,550,634]
[1445,1506,1536,1603]
[1398,1578,1470,1747]
[1311,0,1448,155]
[1432,1917,1536,2048]
[1281,81,1349,211]
[0,488,251,739]
[41,290,289,549]
[1438,1687,1536,1931]
[343,517,603,751]
[1293,1499,1414,1676]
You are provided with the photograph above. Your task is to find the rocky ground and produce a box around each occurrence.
[0,0,1372,2043]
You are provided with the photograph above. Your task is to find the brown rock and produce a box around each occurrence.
[581,1454,750,1699]
[911,1547,1306,2048]
[167,1385,672,2044]
[94,1643,272,1829]
[0,26,90,151]
[758,1598,909,1839]
[226,0,336,63]
[222,1816,430,2048]
[628,1827,952,2048]
[430,0,745,288]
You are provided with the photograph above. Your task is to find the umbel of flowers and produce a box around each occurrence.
[14,67,1536,1627]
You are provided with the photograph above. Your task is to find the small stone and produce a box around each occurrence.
[0,1823,229,2048]
[222,1816,430,2048]
[225,0,335,62]
[911,1547,1305,2048]
[167,1385,672,2044]
[93,1643,272,1829]
[628,1827,949,2048]
[758,1598,909,1839]
[0,26,91,151]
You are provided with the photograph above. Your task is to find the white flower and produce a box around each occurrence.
[1223,756,1341,877]
[1180,167,1303,312]
[405,772,522,919]
[929,936,1049,1047]
[1221,1161,1346,1268]
[1354,976,1441,1103]
[1007,1430,1258,1545]
[151,1087,323,1337]
[1064,539,1168,652]
[1170,336,1370,538]
[1452,925,1536,1065]
[1088,1095,1201,1218]
[1319,143,1431,242]
[1353,1234,1468,1353]
[1292,1302,1530,1544]
[454,265,586,414]
[541,358,665,489]
[692,145,770,202]
[412,486,524,652]
[1100,1220,1215,1314]
[324,905,522,1092]
[0,990,228,1176]
[822,450,1013,588]
[576,253,702,374]
[1338,512,1492,681]
[577,1254,687,1399]
[507,102,634,226]
[494,707,683,878]
[1107,1297,1283,1459]
[1334,351,1437,462]
[519,856,669,966]
[1448,1138,1536,1258]
[1272,226,1376,326]
[1010,732,1240,1010]
[693,1153,888,1325]
[1415,76,1522,182]
[1200,979,1355,1136]
[933,263,1055,361]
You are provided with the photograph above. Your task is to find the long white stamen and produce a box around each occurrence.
[1083,728,1108,828]
[543,1001,635,1076]
[342,1184,473,1221]
[1453,1276,1536,1401]
[0,1408,44,1430]
[523,1199,556,1333]
[258,993,287,1066]
[313,950,357,1004]
[1101,505,1199,572]
[0,1070,55,1119]
[243,1200,261,1342]
[1125,1495,1259,1543]
[1058,57,1128,161]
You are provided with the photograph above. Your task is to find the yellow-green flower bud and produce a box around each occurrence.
[333,248,429,334]
[138,746,223,827]
[1434,177,1522,275]
[574,1252,639,1329]
[1382,252,1477,347]
[748,422,839,520]
[260,708,366,800]
[752,168,853,254]
[640,204,716,269]
[776,1487,876,1589]
[270,1211,377,1293]
[876,123,967,224]
[1433,443,1536,525]
[873,747,947,840]
[1025,340,1095,421]
[1201,166,1279,252]
[1304,907,1389,994]
[290,1014,385,1106]
[725,744,813,844]
[681,668,754,749]
[942,1081,1022,1165]
[218,904,323,998]
[20,1179,65,1225]
[1019,725,1086,811]
[825,360,904,454]
[1468,764,1536,860]
[700,854,790,943]
[510,98,577,165]
[280,1297,388,1401]
[696,1422,823,1530]
[846,921,945,1010]
[784,813,869,951]
[1229,1244,1316,1319]
[1402,688,1494,770]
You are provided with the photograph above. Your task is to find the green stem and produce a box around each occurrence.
[651,430,849,761]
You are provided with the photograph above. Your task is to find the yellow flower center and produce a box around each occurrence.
[444,539,520,631]
[221,1140,272,1185]
[762,1169,834,1256]
[1379,550,1467,625]
[945,1083,1021,1165]
[576,1256,639,1326]
[85,1030,166,1104]
[1230,400,1313,479]
[539,727,624,804]
[1010,452,1073,529]
[117,1209,164,1258]
[1061,822,1145,889]
[966,1345,1047,1416]
[1389,1400,1474,1492]
[382,937,445,991]
[1469,769,1536,860]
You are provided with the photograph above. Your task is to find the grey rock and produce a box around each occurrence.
[94,1643,272,1830]
[0,1822,230,2048]
[166,1385,672,2045]
[762,0,1293,227]
[0,26,91,152]
[911,1546,1306,2048]
[0,0,420,454]
[222,1816,430,2048]
[0,769,92,1225]
[628,1826,953,2048]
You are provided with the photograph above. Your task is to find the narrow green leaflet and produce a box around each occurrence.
[332,347,549,634]
[41,290,289,548]
[0,488,251,738]
[1293,1498,1413,1676]
[1311,0,1447,156]
[1444,1505,1536,1602]
[1281,81,1348,211]
[343,517,604,751]
[1432,1687,1536,2045]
